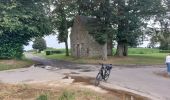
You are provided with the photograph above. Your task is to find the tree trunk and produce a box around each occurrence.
[107,35,113,56]
[107,33,113,56]
[115,41,128,57]
[65,40,69,56]
[123,43,128,56]
[115,42,124,57]
[102,43,107,60]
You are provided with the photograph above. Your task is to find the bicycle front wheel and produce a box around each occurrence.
[95,72,102,86]
[104,70,110,81]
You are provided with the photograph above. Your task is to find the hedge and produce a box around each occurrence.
[45,50,64,55]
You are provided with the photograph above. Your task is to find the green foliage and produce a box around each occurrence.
[58,90,75,100]
[36,94,48,100]
[0,0,52,58]
[32,37,47,52]
[0,43,23,59]
[74,0,166,55]
[52,0,76,56]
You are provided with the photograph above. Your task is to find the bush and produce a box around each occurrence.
[45,50,64,55]
[46,51,51,55]
[0,43,23,59]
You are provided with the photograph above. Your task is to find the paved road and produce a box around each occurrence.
[1,53,170,100]
[25,53,98,71]
[25,53,170,100]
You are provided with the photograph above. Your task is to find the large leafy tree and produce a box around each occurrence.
[51,0,165,58]
[76,0,114,58]
[113,0,165,56]
[0,0,52,58]
[52,0,76,56]
[148,0,170,50]
[75,0,165,57]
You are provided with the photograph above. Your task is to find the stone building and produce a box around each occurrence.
[70,15,107,59]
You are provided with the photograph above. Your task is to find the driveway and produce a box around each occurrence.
[0,53,170,100]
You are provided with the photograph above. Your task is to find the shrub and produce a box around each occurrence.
[0,43,23,59]
[45,50,64,55]
[46,51,51,55]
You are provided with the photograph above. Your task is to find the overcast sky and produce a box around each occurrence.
[24,34,71,50]
[24,34,149,51]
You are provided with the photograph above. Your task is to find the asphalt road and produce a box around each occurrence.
[1,53,170,100]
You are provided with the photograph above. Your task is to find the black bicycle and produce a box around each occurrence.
[95,63,112,86]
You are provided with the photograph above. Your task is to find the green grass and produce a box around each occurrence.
[112,48,160,54]
[0,58,35,71]
[35,48,168,65]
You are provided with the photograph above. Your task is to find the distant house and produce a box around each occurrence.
[70,15,107,59]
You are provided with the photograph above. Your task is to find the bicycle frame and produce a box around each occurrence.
[95,63,112,86]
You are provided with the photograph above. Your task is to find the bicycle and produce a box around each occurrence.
[95,63,112,86]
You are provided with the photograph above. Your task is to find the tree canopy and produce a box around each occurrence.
[0,0,168,58]
[0,0,52,58]
[32,37,47,52]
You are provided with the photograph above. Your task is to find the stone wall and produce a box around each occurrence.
[70,15,107,59]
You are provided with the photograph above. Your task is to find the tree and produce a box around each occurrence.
[51,0,165,58]
[147,0,170,50]
[32,37,47,53]
[113,0,165,56]
[52,0,76,56]
[75,0,165,57]
[0,0,52,58]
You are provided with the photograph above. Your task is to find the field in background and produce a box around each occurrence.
[113,48,160,54]
[34,48,167,65]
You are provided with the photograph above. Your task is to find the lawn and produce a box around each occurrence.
[0,58,35,71]
[35,48,168,65]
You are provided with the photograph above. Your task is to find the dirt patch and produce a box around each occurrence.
[154,71,170,79]
[34,63,45,68]
[72,76,95,85]
[80,69,93,72]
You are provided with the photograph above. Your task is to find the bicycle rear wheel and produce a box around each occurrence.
[95,72,102,86]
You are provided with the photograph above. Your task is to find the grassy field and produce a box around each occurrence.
[35,48,168,65]
[0,58,35,71]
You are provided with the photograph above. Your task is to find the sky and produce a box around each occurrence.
[24,34,71,51]
[24,34,149,51]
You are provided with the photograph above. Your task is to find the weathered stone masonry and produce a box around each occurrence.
[70,15,107,59]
